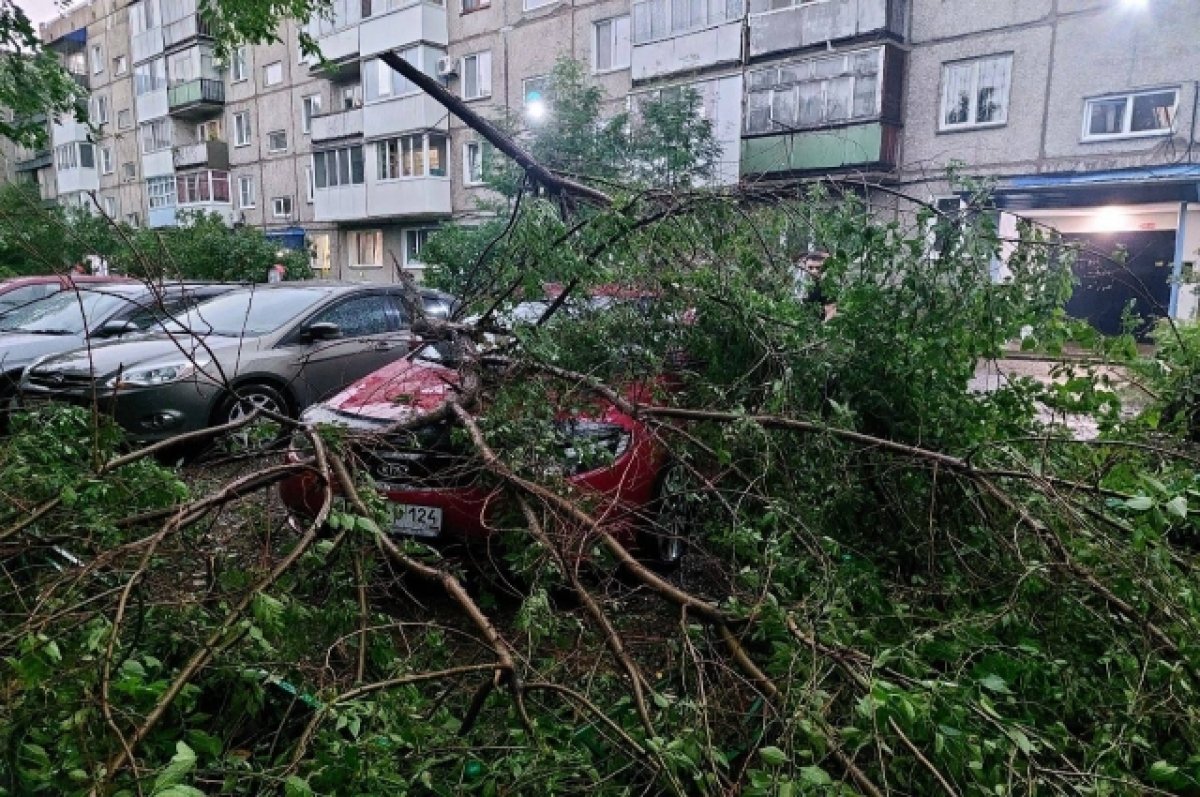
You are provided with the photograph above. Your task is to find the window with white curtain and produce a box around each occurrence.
[140,118,172,153]
[744,47,883,135]
[939,54,1012,131]
[350,230,382,268]
[237,174,256,208]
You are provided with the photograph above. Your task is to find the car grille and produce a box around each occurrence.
[25,371,101,392]
[355,422,477,489]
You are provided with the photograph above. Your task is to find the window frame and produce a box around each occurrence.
[463,141,485,186]
[140,118,172,154]
[462,0,490,12]
[231,46,249,82]
[263,60,283,87]
[233,111,252,147]
[301,93,322,134]
[267,129,289,153]
[100,146,114,175]
[1081,87,1181,142]
[237,174,256,208]
[404,227,437,268]
[592,15,631,74]
[91,43,104,74]
[523,0,555,10]
[272,196,293,218]
[937,53,1014,133]
[113,54,128,75]
[349,229,383,269]
[313,145,366,189]
[461,51,492,101]
[117,108,133,130]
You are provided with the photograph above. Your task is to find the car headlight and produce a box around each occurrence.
[559,420,632,475]
[105,359,209,389]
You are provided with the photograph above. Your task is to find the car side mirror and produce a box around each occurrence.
[303,321,341,341]
[95,319,140,338]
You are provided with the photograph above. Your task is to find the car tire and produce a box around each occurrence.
[215,382,293,452]
[638,460,694,572]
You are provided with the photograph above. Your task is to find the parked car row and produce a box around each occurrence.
[1,278,691,567]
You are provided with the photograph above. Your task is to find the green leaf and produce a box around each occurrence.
[355,516,382,535]
[155,787,205,797]
[1149,760,1179,782]
[799,765,833,786]
[979,674,1012,694]
[758,746,788,767]
[284,776,315,797]
[152,742,197,794]
[1166,496,1188,519]
[1124,496,1154,511]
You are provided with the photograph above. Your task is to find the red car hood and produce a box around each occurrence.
[325,358,461,422]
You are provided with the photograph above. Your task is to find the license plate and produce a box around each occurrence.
[389,504,442,538]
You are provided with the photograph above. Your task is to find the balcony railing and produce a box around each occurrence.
[167,78,225,109]
[311,107,363,142]
[163,15,213,48]
[172,139,229,170]
[15,150,52,172]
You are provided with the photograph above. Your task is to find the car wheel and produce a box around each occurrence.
[218,383,292,452]
[639,460,694,571]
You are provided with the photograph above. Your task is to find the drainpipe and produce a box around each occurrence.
[1169,200,1189,319]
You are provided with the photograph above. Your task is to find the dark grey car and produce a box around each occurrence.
[0,281,234,407]
[20,282,456,443]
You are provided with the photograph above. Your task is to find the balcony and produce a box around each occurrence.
[631,0,743,81]
[311,107,363,142]
[56,165,99,195]
[308,26,360,70]
[747,0,907,59]
[173,139,229,170]
[313,183,367,222]
[366,176,451,218]
[740,43,905,178]
[359,2,447,56]
[163,15,212,49]
[131,27,164,63]
[15,149,51,172]
[167,79,225,119]
[148,171,233,228]
[362,94,446,138]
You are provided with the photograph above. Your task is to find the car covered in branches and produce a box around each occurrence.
[278,296,694,569]
[18,282,457,444]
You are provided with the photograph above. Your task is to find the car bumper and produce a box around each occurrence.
[18,379,221,443]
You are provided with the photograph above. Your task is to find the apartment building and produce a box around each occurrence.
[18,0,1200,328]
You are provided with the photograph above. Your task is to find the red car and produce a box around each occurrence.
[0,274,133,316]
[278,356,691,568]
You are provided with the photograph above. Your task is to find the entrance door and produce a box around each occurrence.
[1061,229,1175,339]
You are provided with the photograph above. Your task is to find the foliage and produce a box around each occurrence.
[0,186,312,281]
[0,0,83,148]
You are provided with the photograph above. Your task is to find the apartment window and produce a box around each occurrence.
[140,118,172,153]
[378,133,448,179]
[744,47,883,134]
[55,144,77,170]
[272,196,293,218]
[147,176,176,209]
[233,111,251,146]
[524,0,554,10]
[177,170,230,203]
[232,46,249,82]
[462,52,492,100]
[79,143,94,168]
[263,61,283,87]
[267,129,288,153]
[363,47,444,102]
[91,44,104,74]
[91,94,110,125]
[134,58,167,95]
[313,145,365,188]
[350,230,382,268]
[113,54,128,75]
[122,162,136,181]
[103,196,117,218]
[125,212,140,226]
[523,75,550,107]
[197,119,222,140]
[117,109,132,130]
[463,0,490,11]
[130,0,155,33]
[405,228,435,267]
[1083,88,1179,141]
[302,94,322,134]
[633,0,742,43]
[341,84,362,109]
[304,166,315,202]
[593,16,631,73]
[940,54,1013,131]
[311,233,332,271]
[237,174,256,208]
[463,141,487,185]
[100,146,114,174]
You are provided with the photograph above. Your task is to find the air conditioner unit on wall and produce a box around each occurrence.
[436,56,458,78]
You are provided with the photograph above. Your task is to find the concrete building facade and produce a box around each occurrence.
[17,0,1200,325]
